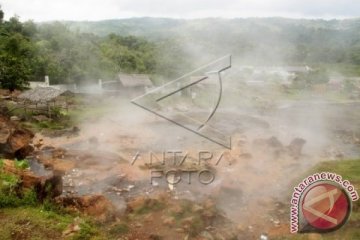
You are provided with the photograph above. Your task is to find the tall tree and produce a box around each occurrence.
[0,6,4,23]
[0,15,37,91]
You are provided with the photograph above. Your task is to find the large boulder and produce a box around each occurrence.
[253,136,306,160]
[0,115,34,159]
[0,116,11,144]
[287,138,306,159]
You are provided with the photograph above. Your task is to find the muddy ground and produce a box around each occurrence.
[23,95,360,239]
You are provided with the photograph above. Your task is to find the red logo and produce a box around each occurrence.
[301,182,351,232]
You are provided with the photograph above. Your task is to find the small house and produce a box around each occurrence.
[17,87,73,118]
[102,74,153,97]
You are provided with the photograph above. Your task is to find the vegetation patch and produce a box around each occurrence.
[109,223,129,236]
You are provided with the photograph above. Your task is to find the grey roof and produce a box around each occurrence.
[18,87,69,102]
[282,66,311,73]
[118,74,153,87]
[51,84,77,92]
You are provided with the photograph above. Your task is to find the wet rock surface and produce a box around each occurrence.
[1,159,63,200]
[1,96,359,239]
[0,114,34,159]
[119,192,239,240]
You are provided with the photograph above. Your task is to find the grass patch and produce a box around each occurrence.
[36,120,70,130]
[0,170,38,208]
[170,200,206,236]
[0,170,19,194]
[0,207,72,239]
[68,104,114,122]
[0,207,108,240]
[14,159,30,170]
[23,120,72,132]
[0,189,109,240]
[133,198,165,215]
[71,221,98,240]
[109,223,129,236]
[313,159,360,183]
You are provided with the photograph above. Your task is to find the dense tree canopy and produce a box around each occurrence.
[0,16,37,90]
[0,7,158,90]
[0,7,360,90]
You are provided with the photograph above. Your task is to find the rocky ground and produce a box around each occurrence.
[1,90,360,239]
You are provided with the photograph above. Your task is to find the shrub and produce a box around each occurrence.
[0,171,38,208]
[14,159,30,169]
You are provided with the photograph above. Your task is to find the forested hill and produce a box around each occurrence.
[64,17,360,39]
[62,17,360,66]
[2,11,360,91]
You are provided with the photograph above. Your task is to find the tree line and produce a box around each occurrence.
[0,7,166,90]
[1,6,360,91]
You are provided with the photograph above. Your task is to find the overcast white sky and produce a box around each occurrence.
[1,0,360,21]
